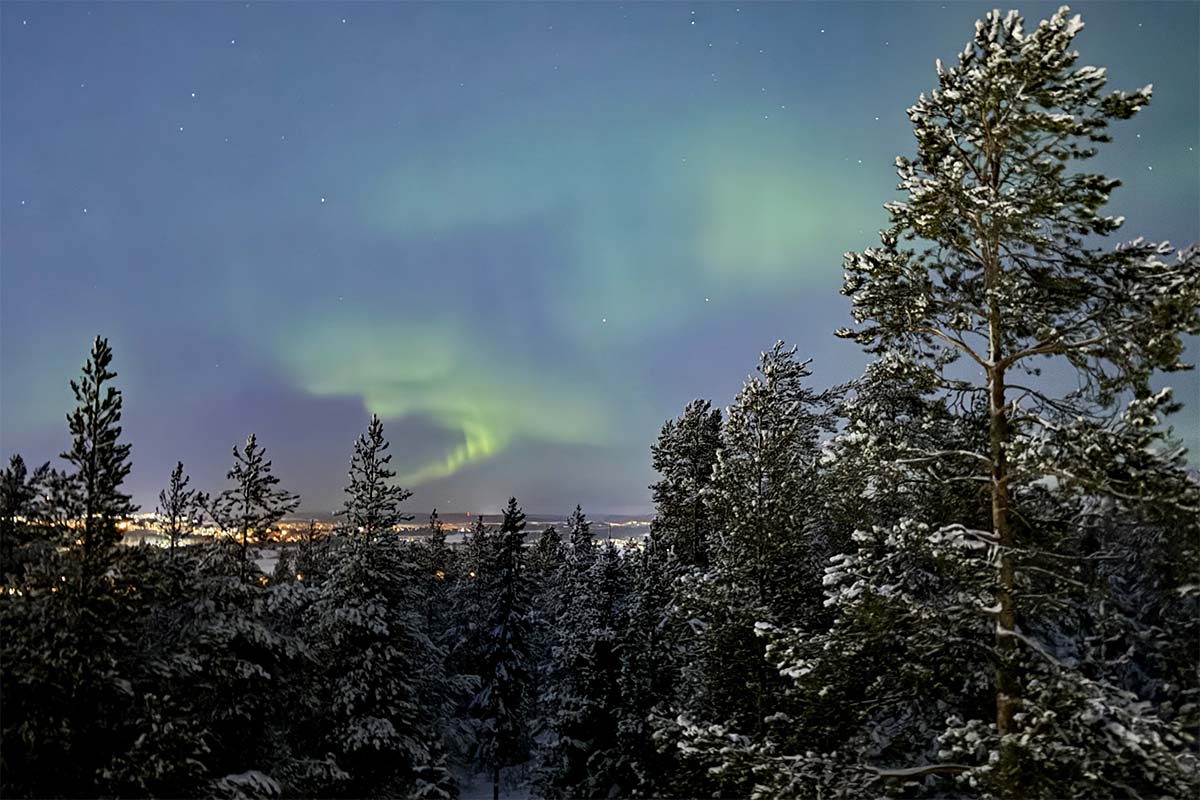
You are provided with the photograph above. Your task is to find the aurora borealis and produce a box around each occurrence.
[2,2,1197,514]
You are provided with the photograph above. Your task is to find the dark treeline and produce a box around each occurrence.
[3,7,1200,799]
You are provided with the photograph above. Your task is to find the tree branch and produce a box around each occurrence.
[862,763,972,782]
[913,326,991,369]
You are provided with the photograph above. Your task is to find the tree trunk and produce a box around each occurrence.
[492,764,500,800]
[989,334,1020,796]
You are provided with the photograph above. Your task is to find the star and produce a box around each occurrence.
[1147,165,1153,171]
[341,18,347,24]
[704,297,710,303]
[320,197,326,203]
[179,126,185,132]
[83,207,88,213]
[601,317,607,324]
[230,38,237,45]
[191,92,196,98]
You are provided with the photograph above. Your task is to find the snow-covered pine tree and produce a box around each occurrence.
[3,338,214,797]
[209,435,299,584]
[341,414,413,538]
[271,542,293,584]
[836,6,1200,796]
[416,509,453,642]
[302,419,463,797]
[293,518,328,583]
[649,399,722,570]
[525,522,564,752]
[615,537,685,797]
[528,524,563,577]
[539,507,600,682]
[753,353,993,795]
[534,541,628,799]
[424,508,448,569]
[157,461,206,555]
[566,504,594,563]
[470,498,534,800]
[703,342,835,736]
[306,517,454,796]
[60,336,138,593]
[449,515,496,684]
[0,454,51,578]
[713,342,835,621]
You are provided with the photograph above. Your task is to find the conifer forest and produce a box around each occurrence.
[2,5,1199,799]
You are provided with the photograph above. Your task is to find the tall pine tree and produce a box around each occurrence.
[837,6,1200,796]
[157,461,205,555]
[60,336,138,593]
[341,414,413,538]
[470,498,533,800]
[209,435,299,583]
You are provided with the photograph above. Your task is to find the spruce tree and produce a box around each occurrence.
[271,542,294,584]
[837,6,1200,795]
[449,515,496,689]
[470,498,533,800]
[417,508,452,632]
[525,521,563,743]
[209,434,299,583]
[535,541,628,799]
[615,539,684,797]
[294,518,328,583]
[306,483,452,796]
[566,505,593,563]
[649,399,722,569]
[528,524,563,577]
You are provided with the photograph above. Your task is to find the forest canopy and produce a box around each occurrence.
[2,6,1198,800]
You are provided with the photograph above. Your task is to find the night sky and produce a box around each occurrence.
[2,2,1197,515]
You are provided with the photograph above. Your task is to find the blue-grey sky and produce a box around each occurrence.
[2,2,1197,514]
